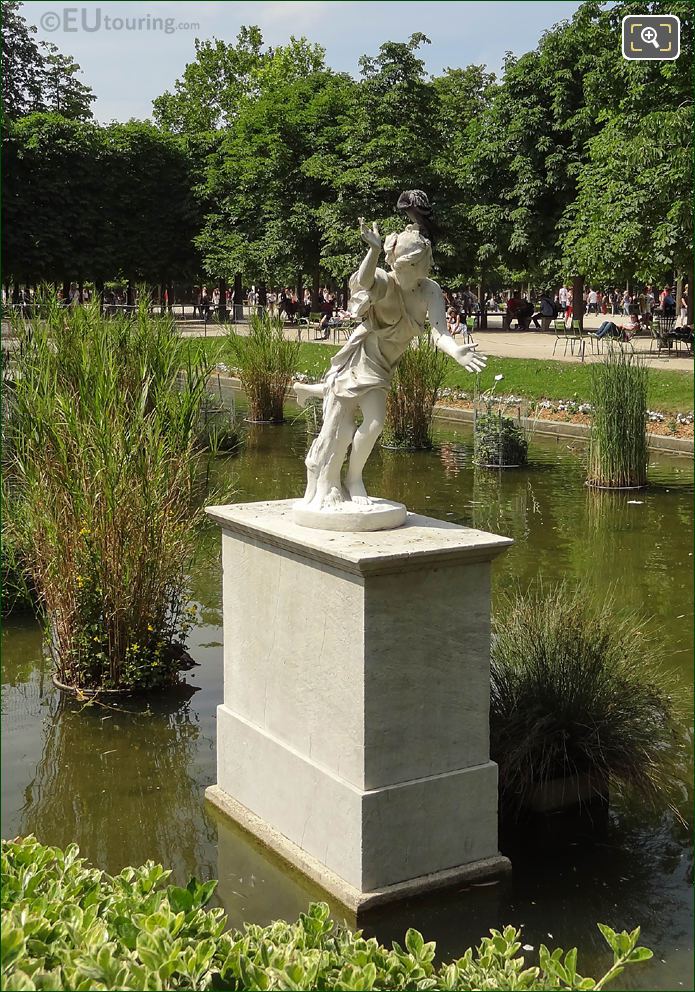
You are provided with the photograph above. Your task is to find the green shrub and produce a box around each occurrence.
[490,581,685,821]
[226,314,300,422]
[474,411,528,467]
[383,337,447,449]
[587,350,648,489]
[1,837,652,991]
[4,297,211,692]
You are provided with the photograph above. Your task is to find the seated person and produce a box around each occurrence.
[503,292,521,328]
[659,286,676,317]
[447,307,463,335]
[515,297,534,330]
[530,293,557,330]
[318,294,335,339]
[595,313,640,340]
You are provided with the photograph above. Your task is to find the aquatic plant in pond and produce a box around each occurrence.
[198,376,244,455]
[474,411,529,467]
[587,349,649,489]
[1,836,653,991]
[4,297,211,691]
[226,313,300,422]
[474,375,528,467]
[490,581,685,824]
[382,335,447,449]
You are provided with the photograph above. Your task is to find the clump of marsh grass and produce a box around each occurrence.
[5,295,212,691]
[226,313,300,422]
[587,349,649,488]
[382,335,447,449]
[490,581,686,823]
[474,412,528,467]
[473,374,528,467]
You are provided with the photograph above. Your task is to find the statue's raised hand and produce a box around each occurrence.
[452,342,487,373]
[359,217,382,251]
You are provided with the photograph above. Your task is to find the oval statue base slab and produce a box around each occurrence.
[292,497,407,532]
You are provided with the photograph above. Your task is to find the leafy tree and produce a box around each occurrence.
[321,33,438,279]
[1,1,94,120]
[2,114,108,285]
[105,122,201,288]
[152,27,264,134]
[196,38,354,300]
[562,106,692,286]
[470,0,692,288]
[1,0,44,119]
[561,1,693,297]
[430,65,497,287]
[39,43,95,120]
[2,116,199,289]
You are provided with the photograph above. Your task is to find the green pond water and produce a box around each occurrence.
[2,401,693,990]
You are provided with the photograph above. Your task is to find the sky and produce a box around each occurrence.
[24,0,584,122]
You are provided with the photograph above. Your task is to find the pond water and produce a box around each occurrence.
[2,402,693,990]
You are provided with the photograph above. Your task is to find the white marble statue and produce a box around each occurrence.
[293,209,487,530]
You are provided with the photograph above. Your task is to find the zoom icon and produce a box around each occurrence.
[622,14,680,60]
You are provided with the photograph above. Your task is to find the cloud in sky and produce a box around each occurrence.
[26,1,582,122]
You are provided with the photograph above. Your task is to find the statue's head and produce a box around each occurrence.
[384,224,432,279]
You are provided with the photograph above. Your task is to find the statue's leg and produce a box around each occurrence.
[304,392,356,508]
[345,388,387,504]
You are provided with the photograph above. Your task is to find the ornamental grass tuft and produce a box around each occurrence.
[226,313,300,422]
[490,581,686,823]
[4,295,212,691]
[383,335,447,449]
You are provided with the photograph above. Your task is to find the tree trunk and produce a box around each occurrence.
[342,276,349,310]
[159,282,166,315]
[95,279,104,313]
[295,270,303,307]
[12,283,20,304]
[126,281,134,307]
[233,272,243,322]
[572,275,585,331]
[478,273,487,329]
[166,283,174,312]
[311,268,321,312]
[687,264,694,326]
[258,282,267,307]
[78,280,84,304]
[62,280,70,302]
[218,277,227,322]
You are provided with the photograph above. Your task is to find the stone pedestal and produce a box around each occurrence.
[205,499,513,912]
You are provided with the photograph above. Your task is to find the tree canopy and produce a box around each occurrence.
[4,1,692,298]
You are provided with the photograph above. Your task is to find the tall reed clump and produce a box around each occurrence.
[226,313,300,422]
[587,349,649,488]
[5,296,212,692]
[490,581,685,824]
[382,335,447,449]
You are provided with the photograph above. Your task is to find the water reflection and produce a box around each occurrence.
[17,684,216,881]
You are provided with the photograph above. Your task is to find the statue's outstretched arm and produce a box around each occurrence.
[425,281,488,374]
[355,219,382,290]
